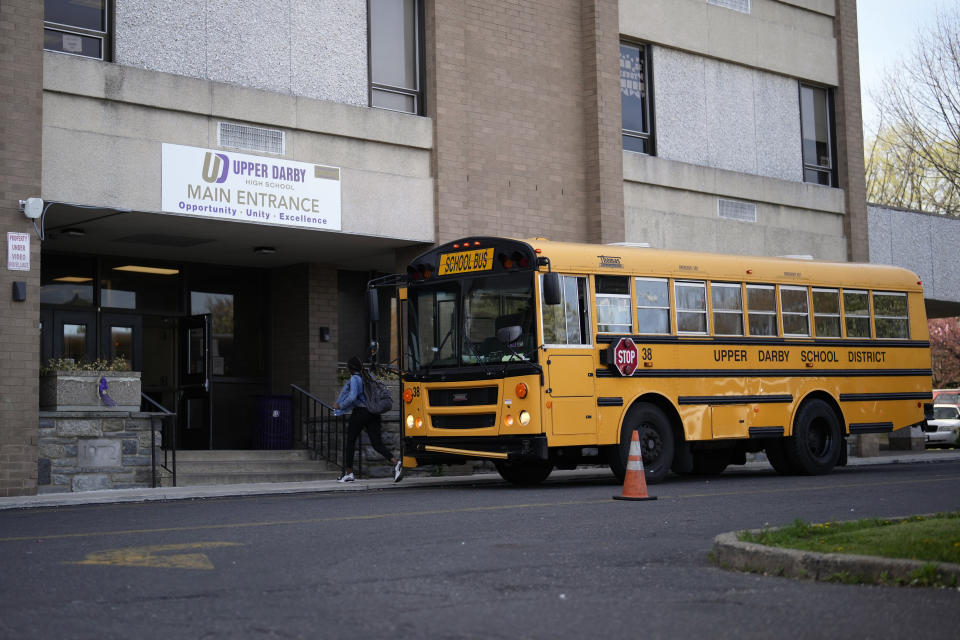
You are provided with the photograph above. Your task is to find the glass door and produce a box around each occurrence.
[178,313,213,449]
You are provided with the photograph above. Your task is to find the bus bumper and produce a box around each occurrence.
[403,435,548,466]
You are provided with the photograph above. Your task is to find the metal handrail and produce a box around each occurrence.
[141,393,176,488]
[290,384,360,478]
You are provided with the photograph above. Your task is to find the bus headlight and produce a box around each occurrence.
[518,410,531,426]
[406,414,415,428]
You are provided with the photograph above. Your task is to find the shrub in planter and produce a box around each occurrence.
[39,357,142,412]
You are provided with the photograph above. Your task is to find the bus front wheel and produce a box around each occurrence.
[608,403,674,484]
[784,399,842,475]
[494,460,553,486]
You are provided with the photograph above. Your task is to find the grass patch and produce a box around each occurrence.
[739,512,960,565]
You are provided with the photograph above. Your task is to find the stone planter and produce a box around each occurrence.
[40,370,142,412]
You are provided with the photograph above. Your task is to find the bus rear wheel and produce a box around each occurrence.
[784,399,842,475]
[494,460,553,486]
[608,403,674,484]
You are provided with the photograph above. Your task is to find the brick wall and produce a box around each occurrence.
[307,265,341,406]
[834,0,869,262]
[427,0,623,245]
[0,0,43,496]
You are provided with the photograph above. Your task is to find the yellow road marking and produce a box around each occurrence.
[2,474,956,545]
[66,542,242,570]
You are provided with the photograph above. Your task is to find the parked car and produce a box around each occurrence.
[933,389,959,405]
[922,404,960,448]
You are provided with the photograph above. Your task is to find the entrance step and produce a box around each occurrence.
[159,450,341,487]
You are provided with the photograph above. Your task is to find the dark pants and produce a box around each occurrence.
[344,407,392,470]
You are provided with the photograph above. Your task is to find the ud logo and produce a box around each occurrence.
[598,255,623,268]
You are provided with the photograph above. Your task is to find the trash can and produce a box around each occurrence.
[253,395,292,449]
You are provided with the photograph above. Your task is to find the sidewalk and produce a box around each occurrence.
[2,449,959,511]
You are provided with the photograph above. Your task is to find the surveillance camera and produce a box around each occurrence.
[20,198,44,219]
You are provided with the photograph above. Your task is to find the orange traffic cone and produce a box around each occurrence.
[613,430,657,501]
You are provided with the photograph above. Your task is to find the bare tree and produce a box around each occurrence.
[867,8,960,216]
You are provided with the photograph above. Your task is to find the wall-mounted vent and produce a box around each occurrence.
[718,198,757,223]
[218,122,285,155]
[707,0,751,14]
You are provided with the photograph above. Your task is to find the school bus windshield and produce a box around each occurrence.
[406,272,536,372]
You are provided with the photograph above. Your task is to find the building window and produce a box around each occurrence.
[369,0,422,114]
[44,0,110,61]
[620,42,654,154]
[799,84,836,186]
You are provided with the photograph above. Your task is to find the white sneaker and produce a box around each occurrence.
[338,472,355,483]
[393,460,404,483]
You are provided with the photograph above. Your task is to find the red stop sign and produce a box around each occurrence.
[612,337,639,376]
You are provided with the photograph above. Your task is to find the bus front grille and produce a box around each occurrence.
[428,387,499,406]
[430,414,497,429]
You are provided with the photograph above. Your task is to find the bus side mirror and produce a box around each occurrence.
[542,272,561,306]
[367,288,380,323]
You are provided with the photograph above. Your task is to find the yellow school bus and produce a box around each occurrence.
[388,237,932,484]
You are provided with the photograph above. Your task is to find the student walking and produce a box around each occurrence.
[334,356,403,483]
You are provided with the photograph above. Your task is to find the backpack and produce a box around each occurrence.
[361,370,393,415]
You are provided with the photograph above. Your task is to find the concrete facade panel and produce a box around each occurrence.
[653,48,801,182]
[620,0,838,86]
[868,205,960,306]
[115,0,368,106]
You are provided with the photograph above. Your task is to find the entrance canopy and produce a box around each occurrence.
[38,202,425,271]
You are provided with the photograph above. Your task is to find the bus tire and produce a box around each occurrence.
[764,439,799,475]
[494,460,553,486]
[608,403,674,484]
[690,451,729,475]
[785,399,842,475]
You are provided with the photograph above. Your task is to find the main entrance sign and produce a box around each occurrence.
[612,337,639,376]
[161,143,342,231]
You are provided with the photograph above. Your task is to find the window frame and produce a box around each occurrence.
[540,274,592,349]
[842,289,872,339]
[779,285,811,337]
[811,287,841,338]
[634,277,671,335]
[368,0,425,115]
[43,0,112,61]
[620,40,656,156]
[872,290,910,339]
[595,275,633,334]
[799,82,837,187]
[674,280,708,335]
[746,284,778,337]
[710,282,744,337]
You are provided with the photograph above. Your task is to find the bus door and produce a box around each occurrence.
[545,353,596,435]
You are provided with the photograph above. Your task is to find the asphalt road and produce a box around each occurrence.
[2,461,959,639]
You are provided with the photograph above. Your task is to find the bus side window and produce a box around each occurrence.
[747,284,777,336]
[813,288,841,337]
[780,285,810,337]
[873,291,909,338]
[675,280,707,334]
[843,289,871,338]
[711,282,743,336]
[635,277,670,334]
[541,275,591,346]
[596,275,631,333]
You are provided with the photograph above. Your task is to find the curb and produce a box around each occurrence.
[712,526,960,587]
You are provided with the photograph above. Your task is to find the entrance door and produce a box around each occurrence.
[179,314,214,449]
[51,310,97,363]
